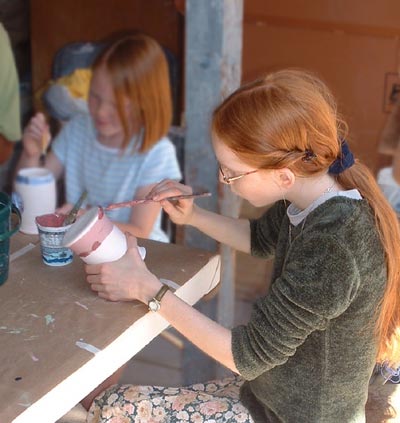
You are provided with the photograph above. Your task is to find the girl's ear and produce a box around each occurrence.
[274,168,295,190]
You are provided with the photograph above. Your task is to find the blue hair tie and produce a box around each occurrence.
[328,140,354,175]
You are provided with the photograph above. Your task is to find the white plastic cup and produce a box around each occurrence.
[36,213,73,266]
[14,167,56,234]
[62,207,146,265]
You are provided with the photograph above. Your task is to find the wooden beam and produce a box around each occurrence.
[216,0,243,323]
[183,0,243,383]
[216,0,244,379]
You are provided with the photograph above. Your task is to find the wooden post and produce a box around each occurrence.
[216,0,244,379]
[183,0,243,383]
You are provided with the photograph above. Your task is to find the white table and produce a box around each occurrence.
[1,234,220,423]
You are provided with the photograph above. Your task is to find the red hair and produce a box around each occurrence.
[93,32,172,152]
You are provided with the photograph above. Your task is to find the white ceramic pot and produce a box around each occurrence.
[14,168,56,235]
[62,207,145,265]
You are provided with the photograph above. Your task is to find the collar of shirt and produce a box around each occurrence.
[287,189,362,227]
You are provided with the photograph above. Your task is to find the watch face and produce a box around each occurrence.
[148,299,160,312]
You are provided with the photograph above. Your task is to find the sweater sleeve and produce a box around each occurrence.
[250,200,287,259]
[0,24,21,141]
[232,233,360,380]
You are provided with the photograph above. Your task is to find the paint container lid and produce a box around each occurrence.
[16,167,55,184]
[62,207,100,247]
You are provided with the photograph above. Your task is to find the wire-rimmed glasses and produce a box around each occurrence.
[218,165,258,184]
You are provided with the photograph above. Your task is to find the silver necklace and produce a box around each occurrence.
[324,180,336,194]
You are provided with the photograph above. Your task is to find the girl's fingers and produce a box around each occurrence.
[159,197,194,225]
[148,179,186,193]
[150,182,192,201]
[25,113,48,141]
[25,127,42,142]
[85,263,102,275]
[86,274,100,284]
[89,283,103,293]
[146,184,175,199]
[125,234,146,263]
[97,291,110,300]
[126,233,138,249]
[159,199,177,215]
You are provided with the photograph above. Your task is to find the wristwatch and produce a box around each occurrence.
[148,284,170,312]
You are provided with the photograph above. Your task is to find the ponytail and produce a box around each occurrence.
[338,161,400,366]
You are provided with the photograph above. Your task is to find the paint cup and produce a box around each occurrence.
[36,213,73,266]
[0,192,21,285]
[62,207,146,265]
[14,167,56,234]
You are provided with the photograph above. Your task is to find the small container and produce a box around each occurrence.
[36,213,73,266]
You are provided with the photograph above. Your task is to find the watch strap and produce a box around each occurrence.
[148,284,170,312]
[154,284,169,302]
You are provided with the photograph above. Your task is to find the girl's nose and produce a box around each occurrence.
[95,101,109,117]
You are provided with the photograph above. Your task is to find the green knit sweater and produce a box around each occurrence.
[231,197,386,423]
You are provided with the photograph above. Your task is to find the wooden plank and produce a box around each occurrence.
[10,233,39,255]
[1,238,220,423]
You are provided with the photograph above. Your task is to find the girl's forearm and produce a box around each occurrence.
[115,221,150,239]
[15,149,40,172]
[189,205,251,253]
[158,289,239,373]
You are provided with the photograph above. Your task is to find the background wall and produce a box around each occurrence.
[242,0,400,173]
[28,0,400,173]
[30,0,183,92]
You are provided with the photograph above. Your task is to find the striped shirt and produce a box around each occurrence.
[52,113,182,242]
[377,167,400,214]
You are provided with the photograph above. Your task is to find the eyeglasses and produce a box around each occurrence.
[219,165,258,184]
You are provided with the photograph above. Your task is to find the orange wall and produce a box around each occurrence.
[30,1,400,172]
[242,0,400,172]
[30,0,183,92]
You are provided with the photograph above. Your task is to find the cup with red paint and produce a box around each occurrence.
[62,207,146,265]
[36,213,73,266]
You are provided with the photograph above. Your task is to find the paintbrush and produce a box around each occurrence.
[63,190,88,226]
[39,132,48,166]
[105,192,212,211]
